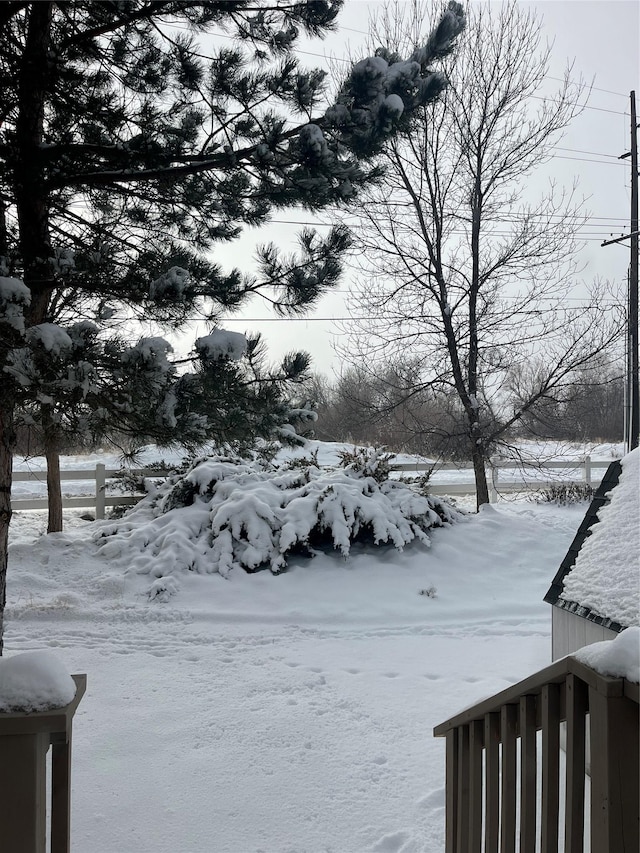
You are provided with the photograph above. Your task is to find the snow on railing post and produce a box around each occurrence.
[583,455,592,487]
[95,464,106,520]
[0,671,86,853]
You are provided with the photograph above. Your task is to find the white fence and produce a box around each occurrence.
[391,456,610,502]
[11,464,167,518]
[10,457,612,518]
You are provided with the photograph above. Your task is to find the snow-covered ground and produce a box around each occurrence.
[3,443,599,853]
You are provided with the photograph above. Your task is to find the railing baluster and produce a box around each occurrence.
[565,675,587,853]
[51,734,72,853]
[457,725,470,852]
[541,683,560,853]
[501,704,518,853]
[469,719,483,852]
[445,730,458,853]
[484,712,500,853]
[519,695,537,853]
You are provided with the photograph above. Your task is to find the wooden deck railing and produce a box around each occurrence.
[433,655,639,853]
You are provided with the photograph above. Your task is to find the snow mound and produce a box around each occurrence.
[96,448,459,599]
[573,626,640,683]
[0,651,76,712]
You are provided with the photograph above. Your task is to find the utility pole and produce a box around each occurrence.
[631,91,639,449]
[602,90,639,451]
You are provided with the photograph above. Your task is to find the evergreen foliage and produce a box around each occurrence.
[0,0,465,454]
[0,0,465,646]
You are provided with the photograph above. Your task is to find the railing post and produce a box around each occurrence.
[583,455,592,487]
[0,731,48,851]
[95,463,106,520]
[456,725,470,851]
[0,675,86,853]
[589,686,639,853]
[445,730,458,853]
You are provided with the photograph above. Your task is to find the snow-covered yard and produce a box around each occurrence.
[3,448,596,853]
[6,502,584,853]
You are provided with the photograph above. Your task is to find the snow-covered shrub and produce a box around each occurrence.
[107,459,189,519]
[532,483,594,505]
[337,446,394,484]
[96,448,459,599]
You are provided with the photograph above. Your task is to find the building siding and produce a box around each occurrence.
[551,607,618,660]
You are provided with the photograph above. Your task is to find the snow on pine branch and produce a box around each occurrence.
[96,448,459,601]
[0,276,31,333]
[195,329,248,362]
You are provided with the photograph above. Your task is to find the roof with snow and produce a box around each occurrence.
[544,449,640,631]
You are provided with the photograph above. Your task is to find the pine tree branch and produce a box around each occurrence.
[0,2,28,28]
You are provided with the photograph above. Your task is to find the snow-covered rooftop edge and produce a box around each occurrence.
[559,448,639,628]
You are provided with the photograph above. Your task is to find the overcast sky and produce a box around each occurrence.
[174,0,640,377]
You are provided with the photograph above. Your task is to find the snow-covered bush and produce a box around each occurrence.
[96,448,459,599]
[532,483,594,505]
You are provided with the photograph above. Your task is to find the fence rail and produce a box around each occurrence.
[10,456,612,517]
[434,655,639,853]
[392,457,609,502]
[11,464,168,518]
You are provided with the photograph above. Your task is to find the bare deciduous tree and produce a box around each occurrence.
[338,0,622,508]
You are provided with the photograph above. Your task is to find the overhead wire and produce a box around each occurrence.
[161,20,632,117]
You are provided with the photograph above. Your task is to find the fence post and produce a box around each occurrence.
[95,463,106,520]
[583,455,592,487]
[489,461,499,503]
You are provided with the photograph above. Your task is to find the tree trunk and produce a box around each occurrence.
[44,412,63,533]
[0,395,16,656]
[471,441,490,510]
[0,4,54,653]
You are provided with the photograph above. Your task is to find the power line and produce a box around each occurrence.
[164,21,631,117]
[553,146,622,159]
[550,154,627,166]
[334,24,631,99]
[184,305,621,323]
[263,221,624,241]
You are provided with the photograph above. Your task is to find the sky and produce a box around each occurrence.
[172,0,640,377]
